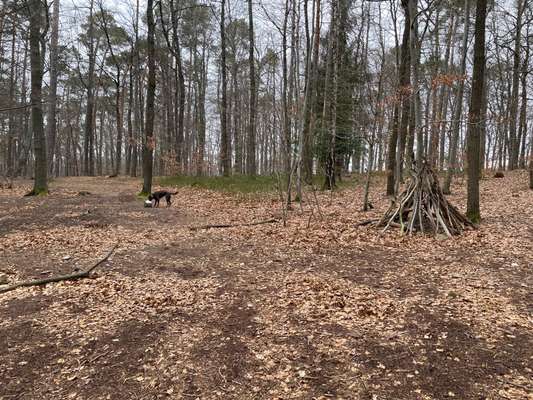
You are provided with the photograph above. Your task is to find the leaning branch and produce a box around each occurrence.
[0,244,118,295]
[189,218,279,231]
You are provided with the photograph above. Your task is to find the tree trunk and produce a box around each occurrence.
[28,0,47,194]
[507,0,526,170]
[300,0,321,184]
[466,0,487,223]
[517,39,529,169]
[443,0,470,194]
[6,16,16,180]
[114,81,123,176]
[390,0,411,195]
[246,0,257,175]
[142,0,156,194]
[83,0,96,176]
[46,0,60,175]
[220,0,230,176]
[408,0,423,165]
[125,61,133,174]
[324,0,339,190]
[281,0,291,179]
[529,130,533,190]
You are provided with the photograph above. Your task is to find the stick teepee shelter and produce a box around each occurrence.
[378,160,475,236]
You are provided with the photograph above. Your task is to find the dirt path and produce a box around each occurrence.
[1,174,532,399]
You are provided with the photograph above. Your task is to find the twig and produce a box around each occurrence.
[0,244,118,295]
[189,219,279,231]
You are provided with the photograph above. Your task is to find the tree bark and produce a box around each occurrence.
[83,0,96,176]
[142,0,156,194]
[28,0,47,194]
[281,0,291,179]
[517,38,529,169]
[220,0,230,176]
[507,0,526,170]
[466,0,488,223]
[6,15,16,181]
[443,0,470,194]
[529,130,533,190]
[300,0,321,184]
[246,0,257,175]
[388,0,410,196]
[46,0,60,175]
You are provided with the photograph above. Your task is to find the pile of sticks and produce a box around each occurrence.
[378,161,474,236]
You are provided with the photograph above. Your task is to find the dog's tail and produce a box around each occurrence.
[171,191,178,195]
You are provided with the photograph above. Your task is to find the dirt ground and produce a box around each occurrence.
[0,173,531,400]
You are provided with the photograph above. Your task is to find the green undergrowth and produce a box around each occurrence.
[158,174,359,195]
[158,175,277,194]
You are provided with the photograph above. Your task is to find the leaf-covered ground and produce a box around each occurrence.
[1,173,531,400]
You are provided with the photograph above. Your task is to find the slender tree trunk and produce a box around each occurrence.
[142,0,156,194]
[169,0,185,171]
[28,0,47,194]
[466,0,488,223]
[113,81,123,176]
[443,0,470,194]
[246,0,257,175]
[408,0,423,165]
[438,16,457,171]
[220,0,230,176]
[517,40,529,168]
[125,61,133,174]
[84,0,96,176]
[16,38,30,176]
[196,41,207,176]
[324,0,339,190]
[46,0,60,175]
[508,0,526,170]
[390,0,411,195]
[232,62,243,174]
[529,130,533,190]
[300,0,321,184]
[386,103,400,196]
[6,16,16,180]
[282,0,291,178]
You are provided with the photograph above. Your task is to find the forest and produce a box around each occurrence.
[0,0,532,399]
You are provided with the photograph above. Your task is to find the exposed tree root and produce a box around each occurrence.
[0,244,118,295]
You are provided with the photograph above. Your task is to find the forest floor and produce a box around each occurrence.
[0,172,532,400]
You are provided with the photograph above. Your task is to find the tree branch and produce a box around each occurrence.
[189,218,279,231]
[0,244,118,295]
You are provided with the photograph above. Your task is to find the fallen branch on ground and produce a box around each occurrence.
[189,218,279,231]
[356,219,378,227]
[0,244,118,295]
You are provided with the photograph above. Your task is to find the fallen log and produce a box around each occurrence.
[189,218,279,231]
[0,244,118,295]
